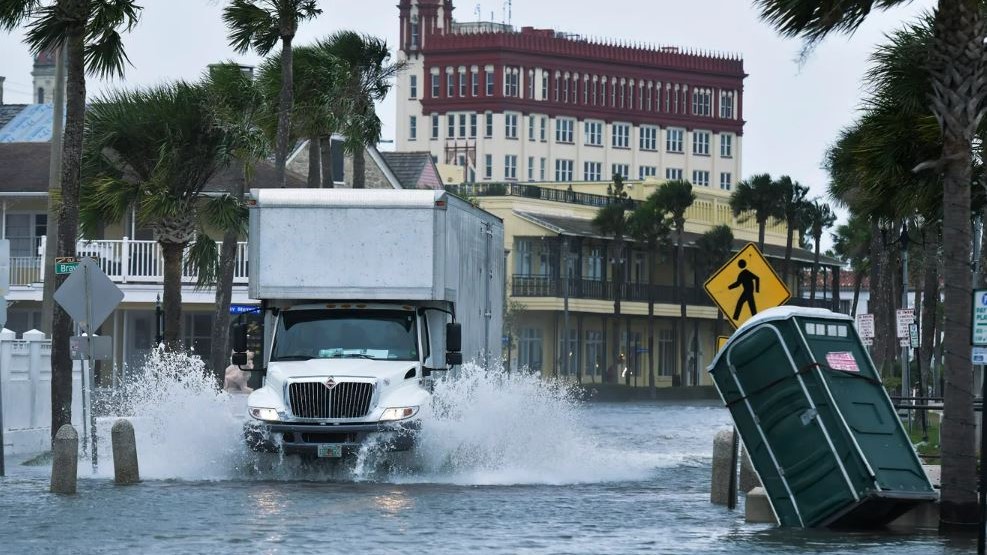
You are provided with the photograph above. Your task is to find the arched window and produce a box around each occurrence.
[37,87,45,103]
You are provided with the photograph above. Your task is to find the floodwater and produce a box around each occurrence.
[0,354,975,554]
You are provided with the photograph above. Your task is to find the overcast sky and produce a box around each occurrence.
[0,0,936,233]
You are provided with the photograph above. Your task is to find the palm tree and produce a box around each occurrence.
[593,175,630,385]
[729,173,783,250]
[754,0,982,529]
[1,0,142,437]
[696,225,735,339]
[777,176,809,283]
[803,200,836,302]
[627,196,672,392]
[223,0,321,188]
[200,63,270,383]
[652,180,696,386]
[81,82,235,349]
[831,214,872,317]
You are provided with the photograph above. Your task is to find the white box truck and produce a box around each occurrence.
[232,189,504,458]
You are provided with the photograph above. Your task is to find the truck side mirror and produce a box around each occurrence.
[232,323,247,353]
[446,351,463,366]
[231,352,248,366]
[446,323,462,352]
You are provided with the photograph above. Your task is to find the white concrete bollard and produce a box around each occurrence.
[711,428,737,506]
[745,487,777,524]
[739,446,760,493]
[111,419,139,485]
[49,424,78,495]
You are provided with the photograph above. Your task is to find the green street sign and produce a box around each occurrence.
[55,257,80,275]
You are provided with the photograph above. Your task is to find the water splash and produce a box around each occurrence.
[84,355,672,485]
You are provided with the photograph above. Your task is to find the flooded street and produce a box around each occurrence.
[0,364,975,554]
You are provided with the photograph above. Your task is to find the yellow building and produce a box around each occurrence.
[450,179,843,388]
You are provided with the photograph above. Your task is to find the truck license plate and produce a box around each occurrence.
[317,444,343,458]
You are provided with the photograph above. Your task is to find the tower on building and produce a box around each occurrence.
[31,49,57,104]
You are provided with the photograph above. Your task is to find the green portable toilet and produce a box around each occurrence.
[708,306,936,528]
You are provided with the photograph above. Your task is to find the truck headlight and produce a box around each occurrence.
[249,407,280,422]
[379,406,419,422]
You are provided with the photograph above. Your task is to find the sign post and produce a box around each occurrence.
[704,243,791,329]
[0,240,9,477]
[972,289,987,554]
[53,258,123,472]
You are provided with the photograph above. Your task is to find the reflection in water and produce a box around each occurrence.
[373,490,414,516]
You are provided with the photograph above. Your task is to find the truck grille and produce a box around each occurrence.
[287,381,375,419]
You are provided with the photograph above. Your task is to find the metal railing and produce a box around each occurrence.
[511,274,714,306]
[10,238,249,286]
[446,182,640,210]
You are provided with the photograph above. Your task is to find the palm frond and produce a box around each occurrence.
[187,231,219,289]
[223,0,279,55]
[0,0,42,32]
[754,0,912,44]
[204,194,248,235]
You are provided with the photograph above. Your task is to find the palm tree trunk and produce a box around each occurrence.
[647,248,655,393]
[209,165,246,386]
[353,146,366,189]
[757,220,766,251]
[932,1,982,529]
[868,222,886,371]
[50,22,87,438]
[784,220,795,282]
[677,225,687,386]
[321,135,334,188]
[160,242,186,349]
[851,270,863,318]
[810,240,820,301]
[274,35,294,188]
[307,136,320,188]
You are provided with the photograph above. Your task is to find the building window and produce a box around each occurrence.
[471,70,479,96]
[563,77,569,103]
[640,126,658,151]
[409,116,417,140]
[611,164,629,179]
[720,172,732,191]
[485,112,493,138]
[721,133,733,158]
[610,78,617,107]
[528,116,536,140]
[639,166,657,180]
[555,159,574,181]
[692,88,712,116]
[459,71,466,97]
[431,73,440,98]
[658,328,676,376]
[554,74,560,101]
[527,70,535,99]
[456,114,465,137]
[469,113,477,138]
[693,131,710,156]
[540,158,546,180]
[619,81,625,108]
[430,114,439,139]
[666,128,684,153]
[585,330,603,378]
[540,117,547,141]
[592,80,598,105]
[484,154,493,180]
[485,68,495,96]
[448,114,455,137]
[5,213,46,257]
[410,18,419,48]
[555,118,574,143]
[584,161,602,181]
[447,71,455,97]
[518,328,543,372]
[527,156,535,181]
[583,78,589,104]
[541,73,548,100]
[666,167,683,181]
[720,90,734,119]
[585,121,603,146]
[505,113,518,139]
[584,246,603,280]
[612,123,630,149]
[515,239,532,274]
[692,170,710,187]
[505,68,519,97]
[409,75,418,99]
[505,155,518,180]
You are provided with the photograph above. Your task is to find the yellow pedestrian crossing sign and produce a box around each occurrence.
[704,243,791,329]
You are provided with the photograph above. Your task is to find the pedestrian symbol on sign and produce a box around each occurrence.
[728,259,761,320]
[704,243,792,329]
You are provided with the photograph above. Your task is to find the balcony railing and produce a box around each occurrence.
[446,183,639,210]
[10,238,249,287]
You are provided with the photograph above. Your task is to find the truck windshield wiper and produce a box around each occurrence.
[271,355,315,361]
[337,353,376,359]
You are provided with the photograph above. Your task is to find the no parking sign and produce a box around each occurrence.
[973,290,987,345]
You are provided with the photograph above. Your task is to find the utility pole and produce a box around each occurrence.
[900,222,909,402]
[41,44,66,335]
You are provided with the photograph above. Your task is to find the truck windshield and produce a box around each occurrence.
[272,309,419,362]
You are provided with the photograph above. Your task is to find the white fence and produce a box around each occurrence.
[10,238,249,286]
[1,329,83,455]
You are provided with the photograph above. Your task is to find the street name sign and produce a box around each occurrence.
[973,289,987,346]
[704,243,791,329]
[55,256,80,275]
[53,258,123,332]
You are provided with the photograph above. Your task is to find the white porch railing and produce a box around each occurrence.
[10,238,249,286]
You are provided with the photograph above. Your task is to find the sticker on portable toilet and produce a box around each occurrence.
[825,351,859,372]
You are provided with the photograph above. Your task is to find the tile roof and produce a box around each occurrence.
[379,151,437,189]
[0,105,27,130]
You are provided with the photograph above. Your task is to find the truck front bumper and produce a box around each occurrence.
[244,419,419,456]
